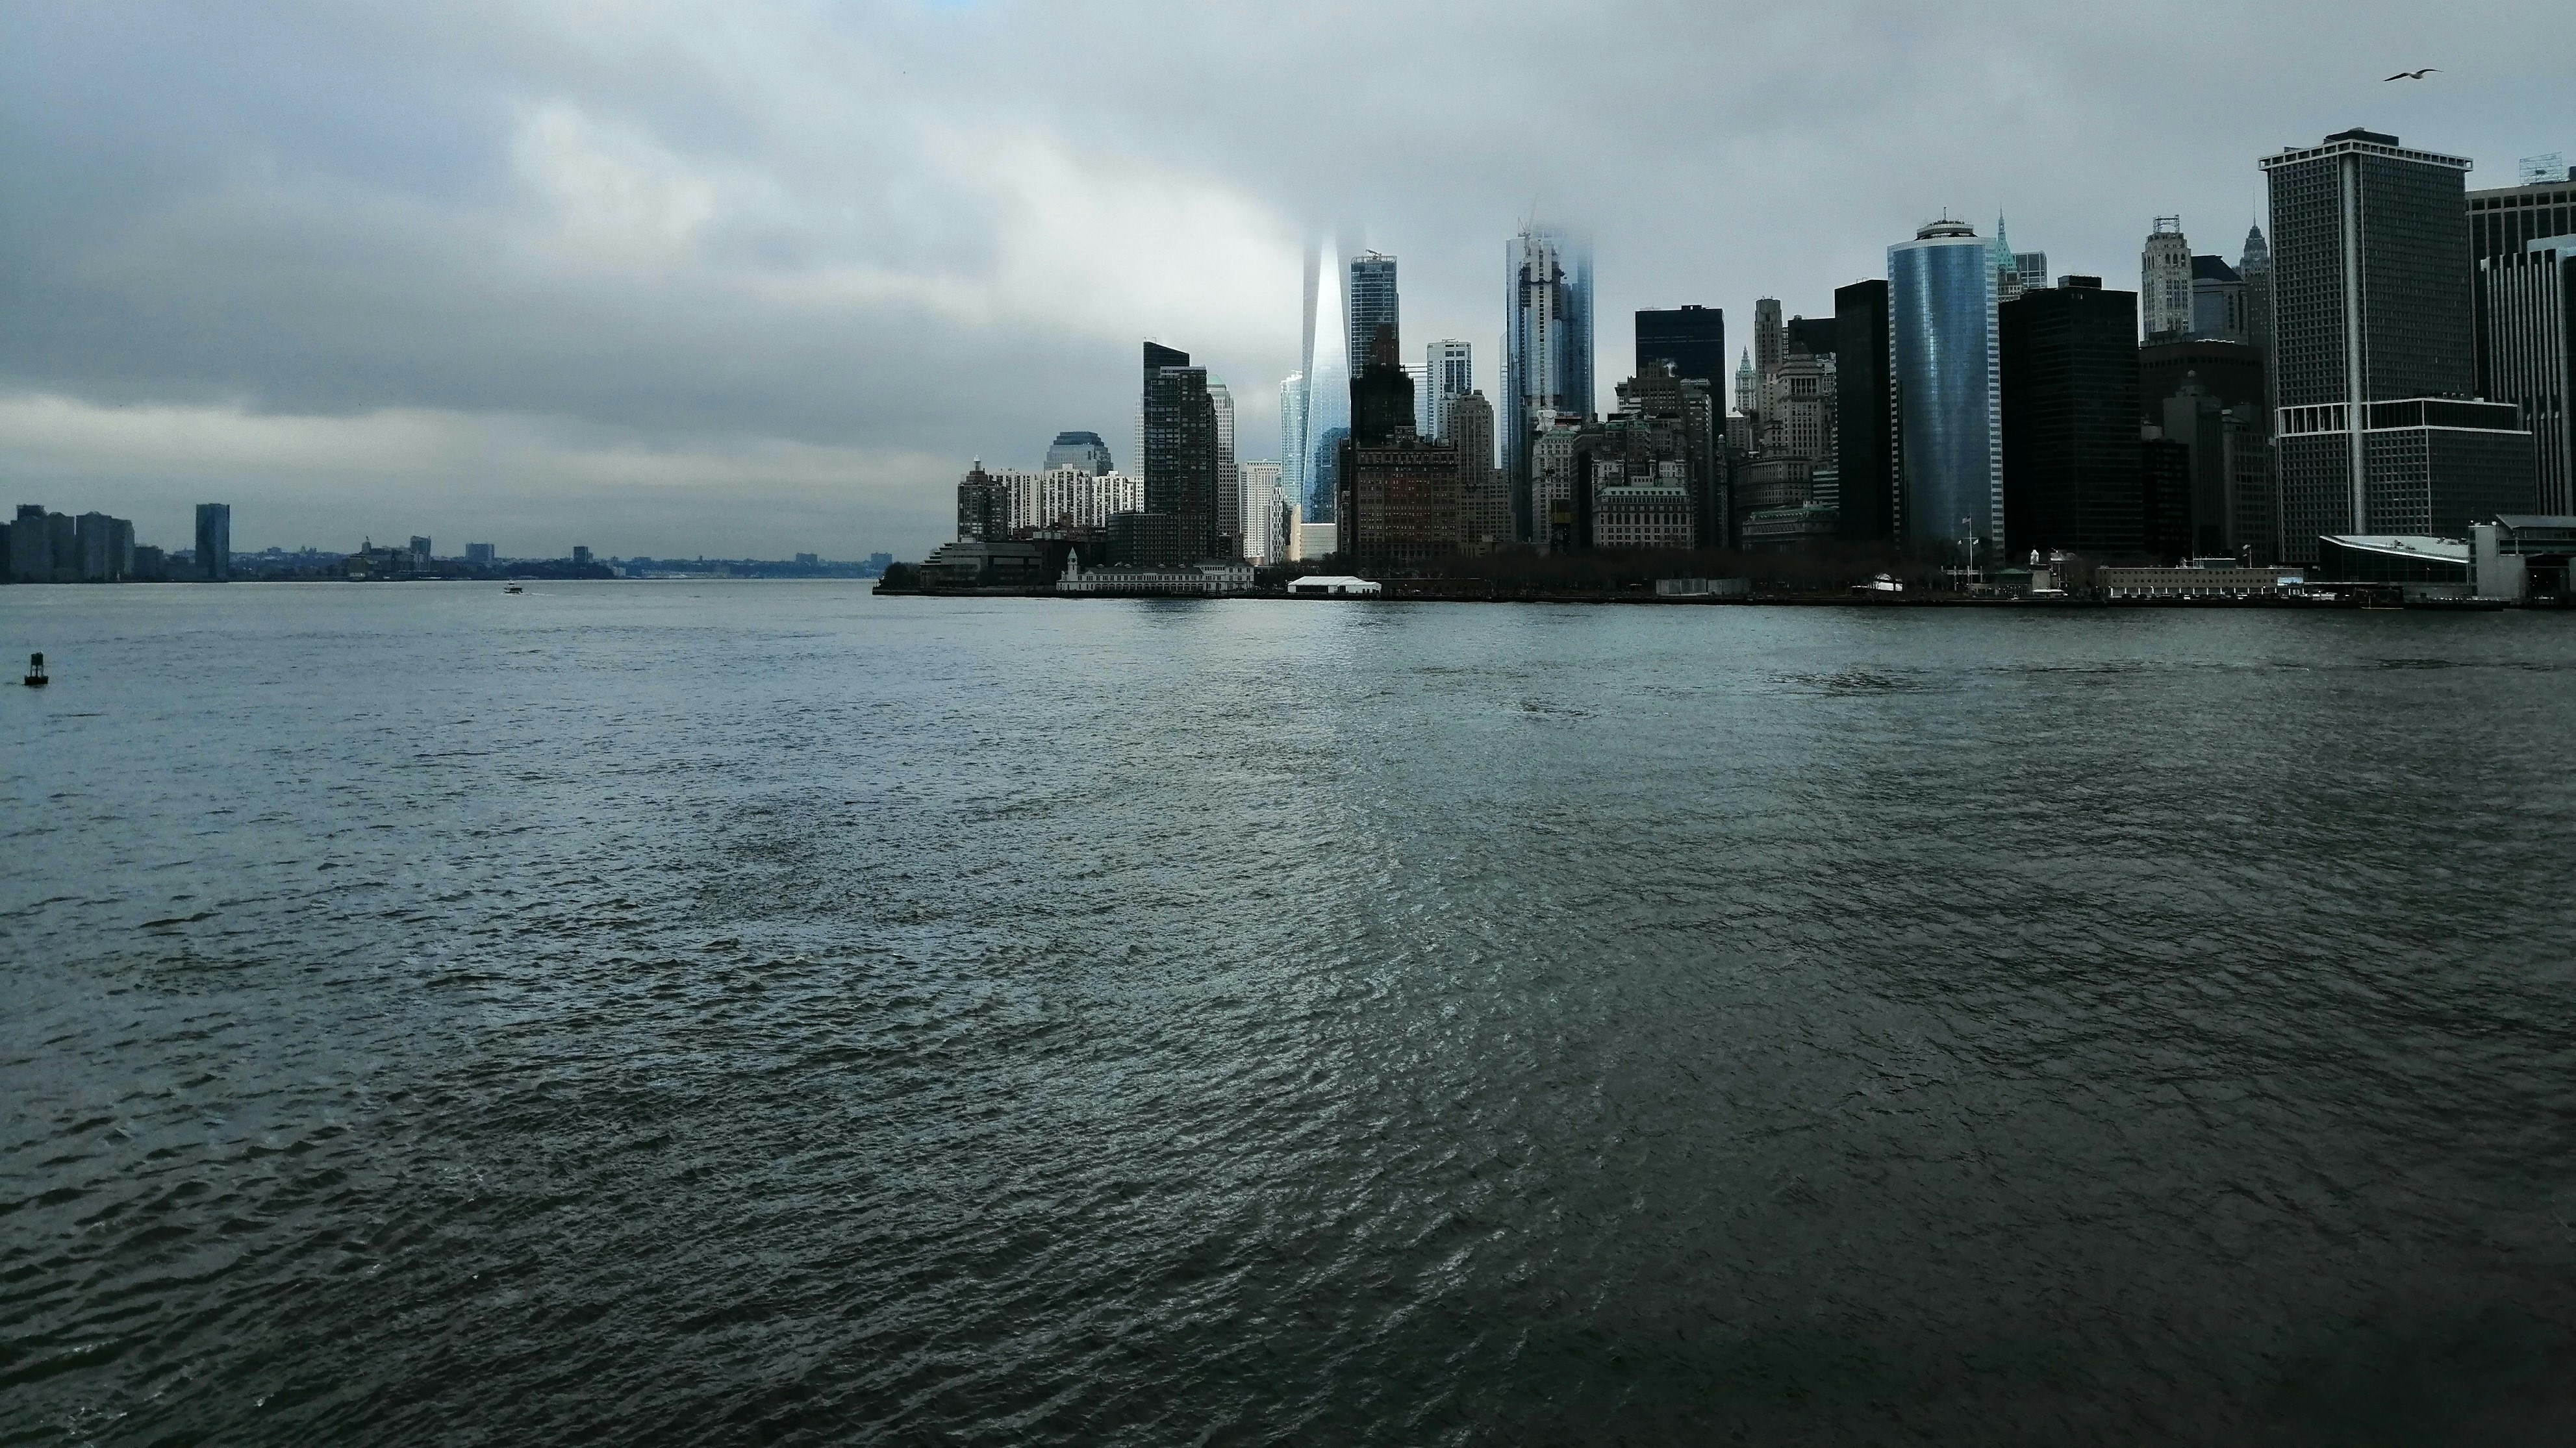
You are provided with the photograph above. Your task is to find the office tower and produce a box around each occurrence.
[1834,280,1894,543]
[957,460,1004,540]
[2480,238,2576,513]
[1754,298,1783,375]
[1141,342,1222,562]
[1504,224,1593,538]
[2140,340,2267,436]
[1043,431,1114,474]
[1765,351,1832,462]
[1340,323,1461,568]
[2140,437,2194,560]
[1209,381,1238,556]
[1603,366,1721,551]
[1422,340,1472,441]
[1448,391,1509,548]
[466,543,496,566]
[1237,460,1285,562]
[2190,255,2249,341]
[1304,240,1351,521]
[1889,219,2004,551]
[572,545,593,567]
[1277,374,1307,521]
[2158,381,2277,560]
[1784,315,1837,361]
[2468,169,2576,264]
[195,503,231,580]
[409,536,433,570]
[2264,129,2535,560]
[2142,218,2193,340]
[1637,305,1725,388]
[2239,225,2273,363]
[2000,277,2145,556]
[1734,349,1758,416]
[1348,253,1399,377]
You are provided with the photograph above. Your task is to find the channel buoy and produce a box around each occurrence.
[23,652,47,688]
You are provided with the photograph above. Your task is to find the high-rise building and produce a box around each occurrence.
[1733,349,1758,417]
[1999,277,2145,557]
[409,536,433,571]
[1209,381,1237,557]
[2479,237,2576,514]
[1348,252,1399,378]
[2264,129,2536,560]
[2238,225,2274,365]
[2468,171,2576,264]
[1504,224,1593,539]
[1277,374,1307,522]
[74,513,133,582]
[1340,323,1465,568]
[1637,305,1726,390]
[10,505,54,582]
[1753,298,1784,377]
[1889,219,2003,551]
[1784,316,1837,362]
[1834,280,1894,543]
[1237,459,1286,562]
[1448,391,1508,549]
[2140,340,2267,429]
[466,543,496,566]
[1303,241,1352,522]
[195,503,231,580]
[1141,342,1223,562]
[2158,381,2277,560]
[1043,431,1113,474]
[2191,255,2249,341]
[1422,340,1473,441]
[2142,218,2194,340]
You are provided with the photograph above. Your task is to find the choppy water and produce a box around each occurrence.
[5,582,2575,1445]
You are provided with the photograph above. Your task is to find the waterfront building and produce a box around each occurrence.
[1999,277,2146,557]
[1043,431,1114,474]
[957,460,1005,540]
[1423,340,1472,441]
[1889,218,2003,551]
[466,543,496,566]
[2140,436,2193,560]
[1141,342,1224,562]
[1235,460,1283,562]
[409,536,433,571]
[74,513,133,582]
[8,505,55,582]
[1635,305,1725,389]
[196,503,231,581]
[1504,223,1592,538]
[1834,280,1894,543]
[1057,557,1254,595]
[1294,521,1337,560]
[2158,381,2277,561]
[2264,128,2534,560]
[1594,366,1719,550]
[2142,218,2194,340]
[2478,238,2575,514]
[1340,324,1467,570]
[1592,464,1693,549]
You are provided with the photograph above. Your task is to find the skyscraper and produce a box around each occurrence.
[1889,219,2003,551]
[2479,238,2576,514]
[1140,342,1222,562]
[2239,225,2274,364]
[2190,255,2249,341]
[1634,306,1726,388]
[1043,431,1113,474]
[1237,459,1285,562]
[1734,349,1758,416]
[1449,391,1508,547]
[2264,129,2534,559]
[1304,240,1351,521]
[2142,218,2193,340]
[195,503,231,581]
[1999,277,2144,556]
[1422,340,1472,441]
[1833,280,1894,543]
[1348,253,1399,378]
[1278,373,1307,521]
[1208,381,1237,556]
[1504,224,1593,538]
[1753,298,1784,377]
[2468,170,2576,264]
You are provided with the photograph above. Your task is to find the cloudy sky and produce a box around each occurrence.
[3,1,2569,558]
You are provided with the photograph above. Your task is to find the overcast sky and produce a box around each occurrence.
[3,1,2569,558]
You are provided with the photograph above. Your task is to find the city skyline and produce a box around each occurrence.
[3,3,2571,557]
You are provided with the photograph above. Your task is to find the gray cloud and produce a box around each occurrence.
[2,0,2568,556]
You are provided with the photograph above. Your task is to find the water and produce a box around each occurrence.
[5,582,2575,1445]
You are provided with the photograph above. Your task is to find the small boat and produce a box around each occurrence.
[503,582,525,595]
[23,652,47,688]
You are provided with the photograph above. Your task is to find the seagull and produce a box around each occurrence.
[2383,68,2438,81]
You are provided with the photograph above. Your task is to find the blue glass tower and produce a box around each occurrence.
[1888,219,2002,553]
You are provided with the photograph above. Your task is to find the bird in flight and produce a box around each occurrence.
[2383,68,2439,81]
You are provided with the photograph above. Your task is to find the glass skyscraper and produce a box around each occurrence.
[1348,253,1399,378]
[1297,238,1352,522]
[1888,219,2002,553]
[1504,225,1593,540]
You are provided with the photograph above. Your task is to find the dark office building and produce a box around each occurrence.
[194,503,231,581]
[1349,324,1414,445]
[1832,280,1893,543]
[1140,342,1222,562]
[2260,129,2534,562]
[2000,278,2144,556]
[1785,314,1838,360]
[1634,305,1725,386]
[2478,239,2576,514]
[2140,339,2266,425]
[2140,438,2193,562]
[2468,172,2576,266]
[1339,323,1465,569]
